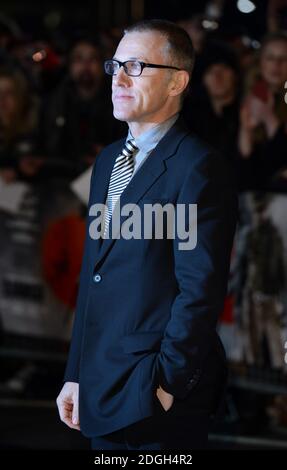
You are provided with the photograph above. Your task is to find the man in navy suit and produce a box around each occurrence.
[56,19,237,450]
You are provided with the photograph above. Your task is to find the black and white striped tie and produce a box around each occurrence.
[103,138,138,237]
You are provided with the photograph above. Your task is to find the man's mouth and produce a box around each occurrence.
[114,94,133,100]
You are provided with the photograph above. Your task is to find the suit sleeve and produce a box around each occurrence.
[63,161,98,383]
[155,151,238,399]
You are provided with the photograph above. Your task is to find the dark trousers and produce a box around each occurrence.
[91,396,209,450]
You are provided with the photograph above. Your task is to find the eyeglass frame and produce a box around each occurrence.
[104,59,182,77]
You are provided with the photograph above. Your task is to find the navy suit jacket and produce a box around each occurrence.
[64,115,238,437]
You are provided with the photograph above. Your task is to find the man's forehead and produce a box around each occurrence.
[114,31,167,60]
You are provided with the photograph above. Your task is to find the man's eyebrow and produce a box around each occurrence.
[128,56,149,61]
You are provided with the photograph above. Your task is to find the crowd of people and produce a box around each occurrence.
[0,15,286,190]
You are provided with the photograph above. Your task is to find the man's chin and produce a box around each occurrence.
[113,110,132,121]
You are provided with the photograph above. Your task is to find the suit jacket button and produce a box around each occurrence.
[93,273,102,283]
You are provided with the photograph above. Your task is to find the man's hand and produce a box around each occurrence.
[56,382,80,431]
[156,385,174,411]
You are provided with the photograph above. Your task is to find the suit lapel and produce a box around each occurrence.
[92,117,189,268]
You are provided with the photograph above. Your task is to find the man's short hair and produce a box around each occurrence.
[124,19,195,97]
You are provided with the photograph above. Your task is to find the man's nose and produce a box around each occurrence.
[113,66,131,86]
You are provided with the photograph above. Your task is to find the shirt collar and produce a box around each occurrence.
[127,112,179,154]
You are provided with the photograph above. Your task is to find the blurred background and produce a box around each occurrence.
[0,0,287,450]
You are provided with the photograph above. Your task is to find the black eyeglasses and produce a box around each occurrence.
[104,59,181,77]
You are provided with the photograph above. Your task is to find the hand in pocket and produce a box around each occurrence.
[156,385,174,411]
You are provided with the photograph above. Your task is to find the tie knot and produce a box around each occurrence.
[125,138,138,154]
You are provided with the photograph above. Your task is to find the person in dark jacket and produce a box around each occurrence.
[237,32,287,191]
[56,20,237,450]
[42,38,126,176]
[182,41,241,163]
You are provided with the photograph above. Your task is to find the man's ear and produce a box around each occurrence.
[169,70,190,97]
